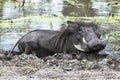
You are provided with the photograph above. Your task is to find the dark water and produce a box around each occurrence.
[0,0,120,51]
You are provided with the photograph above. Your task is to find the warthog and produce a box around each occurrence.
[8,21,106,58]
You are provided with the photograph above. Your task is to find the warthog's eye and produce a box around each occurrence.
[76,33,82,41]
[95,26,98,30]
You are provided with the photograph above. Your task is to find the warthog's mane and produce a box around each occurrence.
[77,22,98,28]
[54,28,71,52]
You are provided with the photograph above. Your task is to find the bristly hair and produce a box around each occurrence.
[77,21,98,27]
[53,28,72,52]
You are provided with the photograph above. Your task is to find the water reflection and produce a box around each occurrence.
[63,0,95,17]
[91,0,120,16]
[1,0,120,18]
[44,0,63,15]
[1,0,64,19]
[0,33,25,50]
[91,1,110,16]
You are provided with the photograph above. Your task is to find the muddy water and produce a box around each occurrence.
[0,0,120,51]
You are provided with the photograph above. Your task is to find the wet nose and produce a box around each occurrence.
[89,40,106,51]
[92,44,105,50]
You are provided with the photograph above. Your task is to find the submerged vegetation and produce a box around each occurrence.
[0,14,120,32]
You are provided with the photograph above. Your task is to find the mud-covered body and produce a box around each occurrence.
[17,30,77,57]
[9,21,106,58]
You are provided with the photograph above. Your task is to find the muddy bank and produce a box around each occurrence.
[0,50,120,80]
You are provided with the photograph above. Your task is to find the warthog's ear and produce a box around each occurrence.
[67,21,78,31]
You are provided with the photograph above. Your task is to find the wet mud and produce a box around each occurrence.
[0,50,120,80]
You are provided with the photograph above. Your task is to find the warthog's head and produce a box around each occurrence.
[67,21,106,52]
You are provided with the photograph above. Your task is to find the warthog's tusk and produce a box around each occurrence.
[83,37,88,44]
[73,44,85,51]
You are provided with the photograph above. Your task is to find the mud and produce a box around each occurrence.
[0,50,120,80]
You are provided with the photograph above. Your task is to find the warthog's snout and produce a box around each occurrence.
[88,39,106,51]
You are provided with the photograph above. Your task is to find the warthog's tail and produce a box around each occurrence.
[7,31,35,59]
[7,33,27,59]
[7,39,22,59]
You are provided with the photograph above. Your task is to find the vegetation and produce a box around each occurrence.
[0,14,120,32]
